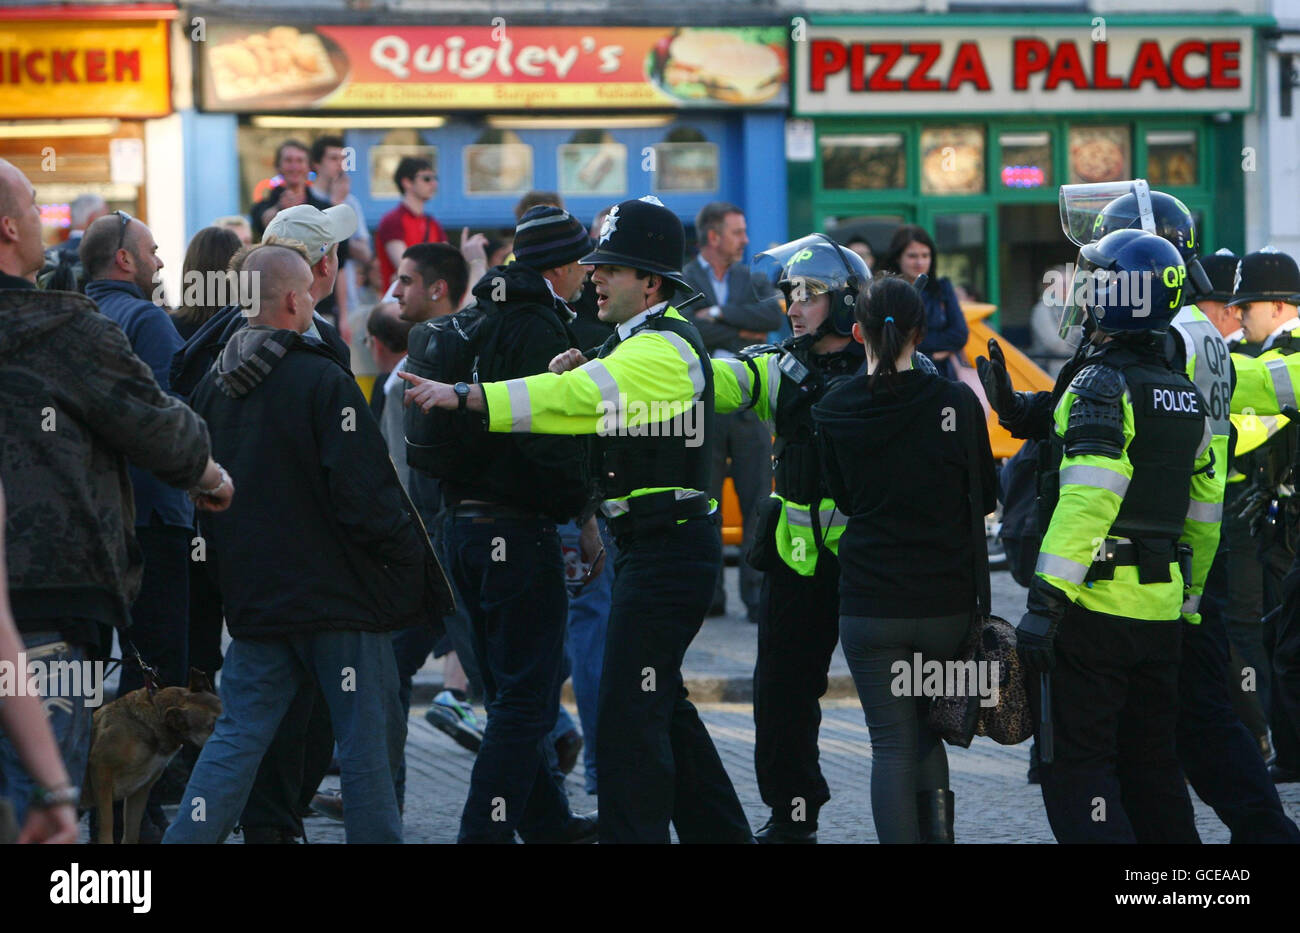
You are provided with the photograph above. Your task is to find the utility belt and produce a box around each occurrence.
[1085,536,1193,587]
[602,489,711,539]
[448,502,553,524]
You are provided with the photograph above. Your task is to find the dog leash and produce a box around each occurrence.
[114,632,162,697]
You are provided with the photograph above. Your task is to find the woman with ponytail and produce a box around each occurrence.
[813,275,997,843]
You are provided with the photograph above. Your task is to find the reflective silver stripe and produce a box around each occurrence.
[819,507,848,529]
[1267,358,1297,410]
[505,379,532,432]
[785,504,813,528]
[1263,414,1287,438]
[766,355,780,414]
[1183,593,1201,613]
[1059,464,1130,497]
[579,359,622,416]
[1196,416,1212,459]
[656,331,706,399]
[600,488,708,519]
[1036,552,1091,585]
[1186,498,1223,524]
[721,359,753,408]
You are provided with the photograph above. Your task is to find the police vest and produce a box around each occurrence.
[1172,308,1231,441]
[593,309,714,500]
[1043,343,1203,541]
[1247,333,1300,490]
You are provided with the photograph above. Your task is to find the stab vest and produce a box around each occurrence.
[770,339,863,505]
[1249,333,1300,489]
[1042,341,1205,541]
[593,309,715,501]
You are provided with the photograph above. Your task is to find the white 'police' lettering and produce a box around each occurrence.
[1151,388,1200,414]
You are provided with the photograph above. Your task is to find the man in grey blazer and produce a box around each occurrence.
[684,203,785,623]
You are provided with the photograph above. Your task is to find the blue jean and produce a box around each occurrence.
[163,629,404,844]
[444,513,571,843]
[0,632,94,826]
[556,518,614,793]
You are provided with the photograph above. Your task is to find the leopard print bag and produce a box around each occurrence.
[927,613,1033,747]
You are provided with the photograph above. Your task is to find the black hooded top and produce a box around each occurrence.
[814,369,997,618]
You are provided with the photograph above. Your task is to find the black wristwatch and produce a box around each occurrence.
[453,382,471,411]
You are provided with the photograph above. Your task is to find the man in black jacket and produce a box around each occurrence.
[416,206,602,843]
[164,245,452,844]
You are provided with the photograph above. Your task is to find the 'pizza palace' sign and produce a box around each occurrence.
[795,27,1253,114]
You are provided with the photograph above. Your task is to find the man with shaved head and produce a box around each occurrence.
[165,243,453,844]
[0,158,230,834]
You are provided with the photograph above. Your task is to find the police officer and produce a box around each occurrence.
[711,235,936,843]
[1013,229,1206,843]
[983,186,1300,840]
[1230,248,1300,785]
[401,196,752,843]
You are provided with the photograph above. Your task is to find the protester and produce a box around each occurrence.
[83,212,194,712]
[249,140,329,238]
[376,156,444,289]
[0,481,79,844]
[213,214,253,245]
[364,300,412,425]
[60,193,106,261]
[0,157,230,831]
[684,201,783,621]
[880,225,969,380]
[847,236,874,268]
[172,226,243,341]
[164,244,451,844]
[310,136,372,340]
[814,276,996,843]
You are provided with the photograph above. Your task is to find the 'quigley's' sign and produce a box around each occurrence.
[794,25,1254,114]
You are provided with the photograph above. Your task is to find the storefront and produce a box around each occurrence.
[0,3,177,250]
[790,13,1269,344]
[188,20,788,253]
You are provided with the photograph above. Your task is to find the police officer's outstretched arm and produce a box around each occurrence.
[1018,364,1134,672]
[976,338,1055,441]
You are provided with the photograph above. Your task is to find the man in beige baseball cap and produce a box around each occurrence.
[262,203,358,354]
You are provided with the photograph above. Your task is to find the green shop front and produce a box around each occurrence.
[789,15,1265,346]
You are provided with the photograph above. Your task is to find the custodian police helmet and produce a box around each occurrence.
[581,195,690,291]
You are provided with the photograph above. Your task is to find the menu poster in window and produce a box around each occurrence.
[820,134,905,190]
[369,146,437,197]
[1068,127,1130,184]
[559,144,627,196]
[465,144,534,195]
[921,127,985,195]
[1147,131,1197,187]
[652,143,719,192]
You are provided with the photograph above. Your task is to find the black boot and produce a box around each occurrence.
[753,814,817,844]
[916,790,955,844]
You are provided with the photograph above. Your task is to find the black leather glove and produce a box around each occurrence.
[1237,484,1274,538]
[1017,579,1071,674]
[976,338,1025,423]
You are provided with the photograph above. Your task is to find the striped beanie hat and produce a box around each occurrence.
[512,206,591,271]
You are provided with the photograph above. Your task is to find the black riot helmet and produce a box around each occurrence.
[1058,229,1188,339]
[1060,179,1212,299]
[751,234,870,337]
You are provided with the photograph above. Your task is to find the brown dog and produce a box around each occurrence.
[82,668,222,844]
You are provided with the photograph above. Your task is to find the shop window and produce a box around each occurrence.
[819,133,905,191]
[1146,130,1197,188]
[998,131,1052,191]
[920,127,985,196]
[559,131,626,197]
[931,212,988,301]
[369,145,438,199]
[651,127,718,192]
[1067,126,1130,185]
[465,129,533,196]
[825,215,905,270]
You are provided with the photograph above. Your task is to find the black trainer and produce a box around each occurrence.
[753,815,817,844]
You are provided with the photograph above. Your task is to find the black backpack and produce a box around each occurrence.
[404,301,506,481]
[998,438,1042,588]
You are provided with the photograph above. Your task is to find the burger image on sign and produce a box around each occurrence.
[648,28,786,105]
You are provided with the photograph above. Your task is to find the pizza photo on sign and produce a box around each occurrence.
[647,28,786,105]
[920,127,985,195]
[206,26,346,107]
[1068,127,1130,184]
